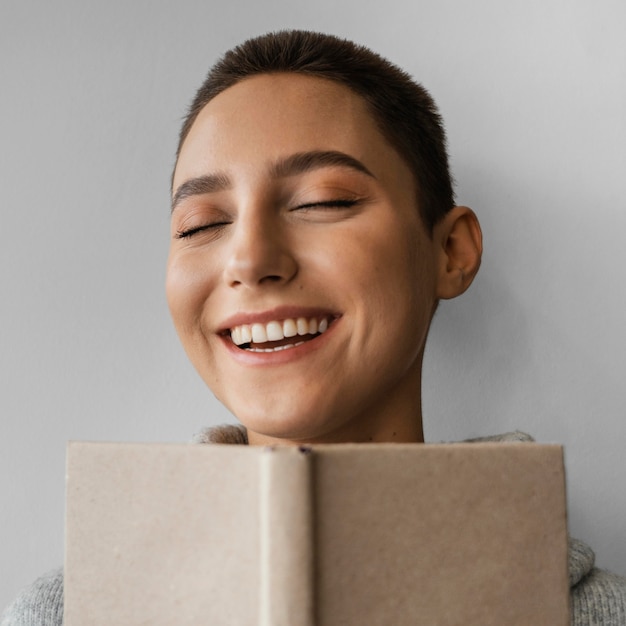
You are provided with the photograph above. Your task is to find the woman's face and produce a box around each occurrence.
[167,73,442,444]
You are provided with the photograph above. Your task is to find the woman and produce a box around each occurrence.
[3,30,625,626]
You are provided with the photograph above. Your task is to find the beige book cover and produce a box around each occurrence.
[64,441,569,625]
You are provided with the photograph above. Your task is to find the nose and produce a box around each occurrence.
[223,210,298,289]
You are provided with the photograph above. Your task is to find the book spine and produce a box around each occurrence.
[259,447,315,626]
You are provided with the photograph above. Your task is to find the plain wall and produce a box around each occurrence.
[2,0,625,608]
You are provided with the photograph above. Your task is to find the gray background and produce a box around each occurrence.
[2,0,625,607]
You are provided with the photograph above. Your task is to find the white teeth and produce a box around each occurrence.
[248,341,306,353]
[266,321,283,341]
[283,318,298,338]
[231,326,242,345]
[251,323,267,343]
[296,317,309,336]
[229,315,332,347]
[241,325,252,343]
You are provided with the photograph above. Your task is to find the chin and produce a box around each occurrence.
[234,403,336,443]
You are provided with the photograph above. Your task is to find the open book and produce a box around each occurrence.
[65,441,569,625]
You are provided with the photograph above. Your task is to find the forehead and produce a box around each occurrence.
[174,73,409,191]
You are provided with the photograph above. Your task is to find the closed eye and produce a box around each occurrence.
[175,222,230,239]
[294,199,359,211]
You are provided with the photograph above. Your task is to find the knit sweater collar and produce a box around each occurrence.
[193,423,595,588]
[192,424,540,446]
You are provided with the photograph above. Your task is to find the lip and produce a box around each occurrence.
[218,305,340,334]
[217,308,341,366]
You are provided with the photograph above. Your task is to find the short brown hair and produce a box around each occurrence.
[175,30,454,232]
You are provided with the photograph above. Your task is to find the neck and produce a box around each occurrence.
[247,362,425,446]
[247,419,424,446]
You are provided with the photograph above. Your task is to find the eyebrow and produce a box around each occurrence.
[269,150,375,180]
[171,150,375,213]
[171,173,231,213]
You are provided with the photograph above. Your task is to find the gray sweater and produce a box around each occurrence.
[3,428,625,625]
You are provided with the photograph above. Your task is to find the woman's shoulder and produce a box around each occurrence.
[572,562,626,626]
[1,569,63,626]
[3,548,625,625]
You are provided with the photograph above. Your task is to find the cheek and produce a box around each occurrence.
[165,253,215,337]
[357,224,435,344]
[357,222,431,296]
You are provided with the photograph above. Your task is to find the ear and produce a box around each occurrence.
[434,206,483,300]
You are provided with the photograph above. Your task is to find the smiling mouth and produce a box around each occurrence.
[228,316,332,353]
